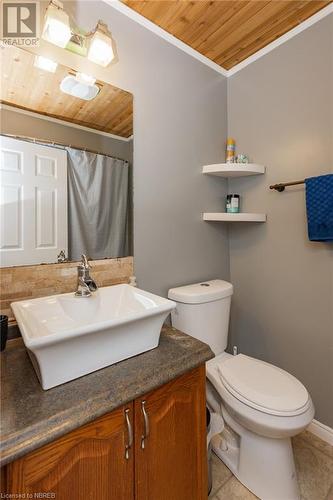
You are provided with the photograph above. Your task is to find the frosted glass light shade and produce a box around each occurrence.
[88,29,114,67]
[60,75,99,100]
[42,2,71,48]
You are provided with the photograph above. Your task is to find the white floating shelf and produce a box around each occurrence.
[203,212,267,222]
[202,163,265,177]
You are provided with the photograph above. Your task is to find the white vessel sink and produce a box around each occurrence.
[12,284,176,390]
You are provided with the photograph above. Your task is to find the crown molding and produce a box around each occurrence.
[0,103,132,142]
[105,1,333,78]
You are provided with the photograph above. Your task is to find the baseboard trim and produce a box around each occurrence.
[307,419,333,446]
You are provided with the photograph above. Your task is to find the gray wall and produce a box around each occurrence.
[6,0,329,426]
[70,1,230,297]
[227,16,333,426]
[0,107,133,162]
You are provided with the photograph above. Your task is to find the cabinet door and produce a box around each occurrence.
[135,366,207,500]
[6,405,134,500]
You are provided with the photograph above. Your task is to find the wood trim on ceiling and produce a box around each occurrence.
[105,0,228,76]
[0,103,132,142]
[105,1,333,77]
[228,3,333,75]
[0,46,133,138]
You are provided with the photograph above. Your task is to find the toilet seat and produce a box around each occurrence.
[209,354,310,417]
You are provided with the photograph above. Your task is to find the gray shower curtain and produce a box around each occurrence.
[67,148,131,261]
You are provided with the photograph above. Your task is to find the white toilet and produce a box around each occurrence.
[168,280,314,500]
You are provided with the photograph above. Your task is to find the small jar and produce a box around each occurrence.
[226,194,240,213]
[235,154,249,164]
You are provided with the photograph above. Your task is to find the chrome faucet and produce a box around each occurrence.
[75,254,98,297]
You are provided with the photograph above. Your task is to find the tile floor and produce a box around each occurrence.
[209,431,333,500]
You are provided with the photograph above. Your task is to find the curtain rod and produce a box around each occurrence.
[1,133,128,163]
[269,180,305,192]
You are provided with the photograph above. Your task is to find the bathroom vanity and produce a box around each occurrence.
[0,327,213,500]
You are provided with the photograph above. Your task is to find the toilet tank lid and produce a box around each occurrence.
[168,279,233,304]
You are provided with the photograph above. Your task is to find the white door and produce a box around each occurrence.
[0,137,68,267]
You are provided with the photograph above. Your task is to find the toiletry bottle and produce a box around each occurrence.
[226,138,236,163]
[226,194,240,213]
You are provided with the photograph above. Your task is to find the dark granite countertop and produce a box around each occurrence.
[0,326,213,466]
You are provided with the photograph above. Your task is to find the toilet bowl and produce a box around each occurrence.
[168,280,315,500]
[207,352,314,500]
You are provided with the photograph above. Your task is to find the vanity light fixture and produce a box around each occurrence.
[42,0,71,48]
[42,3,116,68]
[34,55,58,73]
[87,21,115,67]
[60,72,100,101]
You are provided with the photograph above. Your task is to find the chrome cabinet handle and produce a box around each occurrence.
[124,408,133,460]
[141,400,150,449]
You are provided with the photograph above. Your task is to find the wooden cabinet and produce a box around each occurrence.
[6,405,135,500]
[135,365,207,500]
[4,366,207,500]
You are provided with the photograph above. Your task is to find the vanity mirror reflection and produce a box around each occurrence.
[0,46,133,268]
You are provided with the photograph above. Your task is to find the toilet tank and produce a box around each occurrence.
[168,280,233,355]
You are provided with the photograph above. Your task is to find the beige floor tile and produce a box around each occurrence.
[325,484,333,500]
[214,476,258,500]
[297,431,333,460]
[293,434,333,500]
[210,431,333,500]
[209,452,233,497]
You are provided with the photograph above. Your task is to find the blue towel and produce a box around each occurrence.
[305,174,333,242]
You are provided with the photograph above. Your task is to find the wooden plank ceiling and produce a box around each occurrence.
[123,0,331,69]
[0,46,133,138]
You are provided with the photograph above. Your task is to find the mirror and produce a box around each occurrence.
[0,46,133,268]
